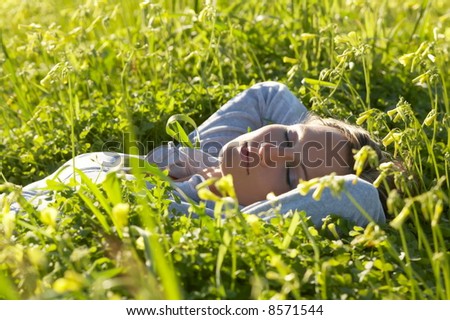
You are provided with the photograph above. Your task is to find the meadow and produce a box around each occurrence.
[0,0,449,299]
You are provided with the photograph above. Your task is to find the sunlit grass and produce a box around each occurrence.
[0,0,449,299]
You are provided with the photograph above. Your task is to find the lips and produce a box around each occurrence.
[240,142,250,174]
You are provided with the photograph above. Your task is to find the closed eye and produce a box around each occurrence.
[286,165,291,188]
[286,163,299,189]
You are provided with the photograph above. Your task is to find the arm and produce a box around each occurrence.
[242,174,386,227]
[189,81,308,157]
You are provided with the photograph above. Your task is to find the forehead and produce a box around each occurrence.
[300,124,353,176]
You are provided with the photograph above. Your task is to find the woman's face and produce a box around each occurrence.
[219,124,353,205]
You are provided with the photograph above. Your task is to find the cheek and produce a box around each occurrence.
[242,168,288,198]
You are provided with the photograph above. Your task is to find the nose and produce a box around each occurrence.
[258,142,296,168]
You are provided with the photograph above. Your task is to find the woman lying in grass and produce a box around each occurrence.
[7,82,394,227]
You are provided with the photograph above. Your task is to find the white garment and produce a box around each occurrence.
[147,81,385,226]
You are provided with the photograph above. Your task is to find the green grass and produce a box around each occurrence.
[0,0,449,299]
